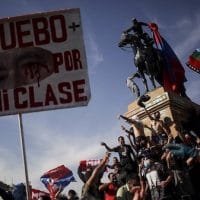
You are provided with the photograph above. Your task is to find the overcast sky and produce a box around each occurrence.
[0,0,200,196]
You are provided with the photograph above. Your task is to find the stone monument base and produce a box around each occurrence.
[125,87,200,138]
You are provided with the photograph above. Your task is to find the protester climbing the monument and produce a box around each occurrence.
[137,94,170,145]
[101,136,138,175]
[118,114,147,151]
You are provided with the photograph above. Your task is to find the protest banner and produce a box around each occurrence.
[0,8,90,116]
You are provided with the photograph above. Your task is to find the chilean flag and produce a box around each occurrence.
[40,165,76,199]
[187,48,200,74]
[148,23,187,94]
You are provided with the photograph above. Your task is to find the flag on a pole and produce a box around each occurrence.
[40,165,76,199]
[186,49,200,74]
[148,23,187,94]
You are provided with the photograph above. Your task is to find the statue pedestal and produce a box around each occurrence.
[125,87,200,137]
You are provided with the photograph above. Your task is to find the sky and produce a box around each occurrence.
[0,0,200,196]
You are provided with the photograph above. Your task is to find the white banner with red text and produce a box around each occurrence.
[0,8,90,116]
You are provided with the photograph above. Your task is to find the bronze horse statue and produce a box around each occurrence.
[118,30,164,95]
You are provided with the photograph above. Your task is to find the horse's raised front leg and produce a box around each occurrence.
[127,72,141,98]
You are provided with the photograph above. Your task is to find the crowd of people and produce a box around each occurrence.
[0,96,200,200]
[76,101,200,200]
[42,95,200,200]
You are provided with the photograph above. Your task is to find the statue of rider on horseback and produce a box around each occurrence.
[119,18,189,100]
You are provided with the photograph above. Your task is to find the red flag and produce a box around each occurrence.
[148,23,186,94]
[79,159,102,171]
[79,159,109,173]
[31,188,49,199]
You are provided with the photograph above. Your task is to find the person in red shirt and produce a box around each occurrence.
[99,172,119,200]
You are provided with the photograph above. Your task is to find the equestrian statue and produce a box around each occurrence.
[119,18,188,99]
